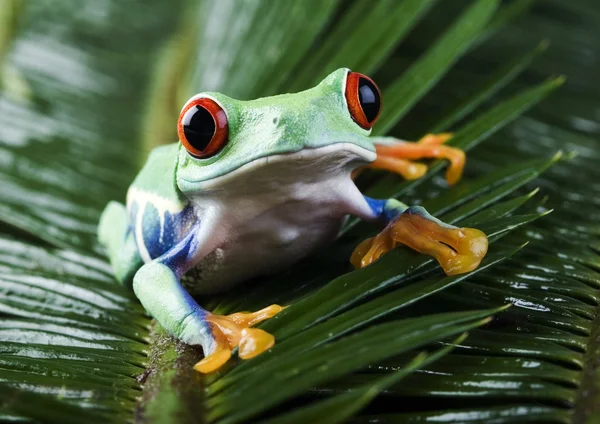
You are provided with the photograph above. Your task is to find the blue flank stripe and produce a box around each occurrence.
[129,200,197,264]
[159,228,201,278]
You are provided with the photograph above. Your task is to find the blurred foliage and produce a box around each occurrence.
[0,0,599,423]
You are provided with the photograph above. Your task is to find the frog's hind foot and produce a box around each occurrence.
[369,133,465,185]
[98,201,142,285]
[351,207,488,276]
[193,305,284,373]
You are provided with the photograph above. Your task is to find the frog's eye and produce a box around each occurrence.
[178,98,229,158]
[345,72,382,130]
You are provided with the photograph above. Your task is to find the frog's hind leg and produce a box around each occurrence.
[98,201,143,285]
[368,133,465,185]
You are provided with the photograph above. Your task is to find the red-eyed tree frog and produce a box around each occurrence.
[98,69,488,373]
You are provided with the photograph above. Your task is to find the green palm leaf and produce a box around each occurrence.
[1,0,598,423]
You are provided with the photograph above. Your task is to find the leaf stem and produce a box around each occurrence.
[136,322,206,424]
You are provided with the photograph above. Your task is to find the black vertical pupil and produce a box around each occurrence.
[183,105,215,152]
[358,78,381,123]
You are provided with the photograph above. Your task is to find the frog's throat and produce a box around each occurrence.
[180,142,377,189]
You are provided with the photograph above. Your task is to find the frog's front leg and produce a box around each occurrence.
[133,228,283,373]
[352,197,488,275]
[368,134,464,185]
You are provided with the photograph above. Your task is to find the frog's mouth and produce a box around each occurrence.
[181,142,376,191]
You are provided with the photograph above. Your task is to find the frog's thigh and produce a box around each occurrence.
[98,201,143,285]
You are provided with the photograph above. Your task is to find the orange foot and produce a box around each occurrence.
[369,133,465,185]
[351,212,488,275]
[193,304,285,373]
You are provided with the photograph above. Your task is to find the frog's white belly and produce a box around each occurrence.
[178,143,377,294]
[183,200,344,295]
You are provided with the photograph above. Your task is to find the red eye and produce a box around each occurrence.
[345,72,382,130]
[177,98,229,158]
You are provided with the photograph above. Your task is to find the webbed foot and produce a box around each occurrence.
[351,207,488,275]
[370,133,465,185]
[193,305,284,373]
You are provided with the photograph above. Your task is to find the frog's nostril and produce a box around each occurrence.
[272,117,279,125]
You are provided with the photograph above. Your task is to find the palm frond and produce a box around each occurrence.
[0,238,146,423]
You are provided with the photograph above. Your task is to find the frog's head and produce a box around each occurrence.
[176,68,382,193]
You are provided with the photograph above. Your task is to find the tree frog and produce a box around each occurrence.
[98,69,488,373]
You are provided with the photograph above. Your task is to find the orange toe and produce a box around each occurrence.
[418,132,453,145]
[194,345,232,373]
[227,304,286,327]
[369,156,428,180]
[238,328,275,360]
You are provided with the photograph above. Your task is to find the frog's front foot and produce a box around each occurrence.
[193,305,284,373]
[371,133,465,185]
[351,207,488,275]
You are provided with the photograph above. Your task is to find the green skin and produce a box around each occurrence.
[98,68,452,356]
